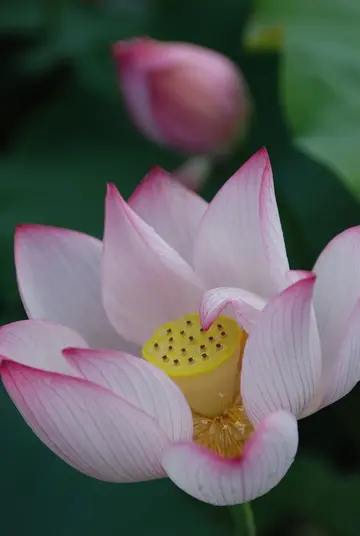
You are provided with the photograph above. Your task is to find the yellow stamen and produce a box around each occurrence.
[193,399,253,458]
[142,313,253,457]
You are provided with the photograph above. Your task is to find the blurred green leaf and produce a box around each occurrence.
[245,0,360,200]
[0,0,43,29]
[255,455,360,535]
[1,0,150,75]
[0,54,182,311]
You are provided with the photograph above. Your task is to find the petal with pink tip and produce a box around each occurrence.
[15,225,135,352]
[321,299,360,408]
[200,287,265,332]
[102,184,204,346]
[194,149,289,298]
[2,362,168,482]
[128,166,207,264]
[63,348,193,442]
[0,320,85,374]
[162,411,298,506]
[313,226,360,396]
[241,276,321,422]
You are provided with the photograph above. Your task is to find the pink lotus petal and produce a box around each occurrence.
[313,226,360,398]
[113,39,165,143]
[321,299,360,409]
[149,56,244,154]
[102,184,204,346]
[194,149,289,298]
[200,287,265,332]
[285,270,313,286]
[2,362,168,482]
[63,348,193,442]
[241,276,321,422]
[15,225,136,352]
[162,411,298,505]
[128,166,207,264]
[0,320,85,374]
[115,38,238,77]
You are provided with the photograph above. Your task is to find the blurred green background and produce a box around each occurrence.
[1,0,360,535]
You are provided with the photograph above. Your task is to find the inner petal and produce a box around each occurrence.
[142,313,254,458]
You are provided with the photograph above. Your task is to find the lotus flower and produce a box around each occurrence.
[1,149,360,506]
[113,38,248,155]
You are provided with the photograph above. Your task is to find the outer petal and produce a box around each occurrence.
[0,320,85,374]
[113,39,165,143]
[313,227,360,396]
[63,348,193,443]
[200,287,266,332]
[148,50,244,154]
[162,411,298,506]
[102,184,204,346]
[194,149,289,298]
[15,225,135,352]
[241,276,321,422]
[2,362,168,482]
[128,166,207,264]
[321,299,360,408]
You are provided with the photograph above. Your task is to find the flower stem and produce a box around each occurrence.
[229,503,256,536]
[242,503,256,536]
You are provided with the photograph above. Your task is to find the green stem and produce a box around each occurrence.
[242,503,256,536]
[229,503,257,536]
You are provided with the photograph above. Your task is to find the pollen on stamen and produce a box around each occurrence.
[192,401,254,458]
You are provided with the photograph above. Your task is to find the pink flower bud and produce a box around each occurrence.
[113,38,249,154]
